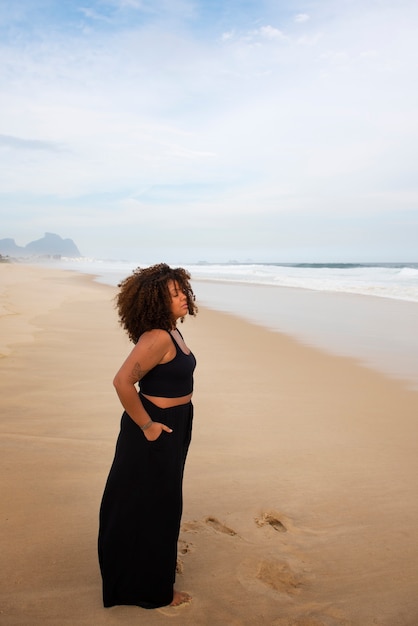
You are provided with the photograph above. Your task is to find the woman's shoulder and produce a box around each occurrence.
[138,328,171,348]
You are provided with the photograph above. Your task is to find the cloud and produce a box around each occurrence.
[0,134,66,152]
[113,0,145,8]
[1,0,418,261]
[257,25,285,39]
[78,7,113,23]
[294,13,310,23]
[221,30,235,41]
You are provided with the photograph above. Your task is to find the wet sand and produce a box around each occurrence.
[192,279,418,390]
[1,263,418,625]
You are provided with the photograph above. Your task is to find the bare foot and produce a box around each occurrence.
[169,589,192,607]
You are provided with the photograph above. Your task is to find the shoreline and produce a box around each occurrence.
[23,258,418,389]
[1,263,418,625]
[192,278,418,390]
[27,258,418,389]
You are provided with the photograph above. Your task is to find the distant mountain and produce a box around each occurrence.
[0,232,82,258]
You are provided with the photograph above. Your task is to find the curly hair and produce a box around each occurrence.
[115,263,198,343]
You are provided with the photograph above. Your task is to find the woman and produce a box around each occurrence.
[98,263,198,609]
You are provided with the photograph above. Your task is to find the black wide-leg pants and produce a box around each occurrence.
[98,394,193,609]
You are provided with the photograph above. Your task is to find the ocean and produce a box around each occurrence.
[52,259,418,389]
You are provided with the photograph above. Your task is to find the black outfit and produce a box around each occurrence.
[140,331,196,397]
[98,331,196,609]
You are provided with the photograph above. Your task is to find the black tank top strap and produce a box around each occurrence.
[167,331,180,350]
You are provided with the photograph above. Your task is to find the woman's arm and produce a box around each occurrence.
[113,329,173,439]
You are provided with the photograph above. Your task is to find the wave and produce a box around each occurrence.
[398,267,418,277]
[49,258,418,303]
[184,262,418,303]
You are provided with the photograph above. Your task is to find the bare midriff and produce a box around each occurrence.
[142,393,193,409]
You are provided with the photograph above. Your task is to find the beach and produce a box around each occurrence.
[1,263,418,626]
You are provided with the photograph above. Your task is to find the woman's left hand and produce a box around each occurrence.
[143,421,173,441]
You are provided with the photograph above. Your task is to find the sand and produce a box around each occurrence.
[1,263,418,626]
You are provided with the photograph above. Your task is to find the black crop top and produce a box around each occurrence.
[140,331,196,398]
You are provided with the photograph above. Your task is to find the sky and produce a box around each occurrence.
[1,0,418,263]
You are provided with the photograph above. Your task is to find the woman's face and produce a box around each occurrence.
[168,280,188,321]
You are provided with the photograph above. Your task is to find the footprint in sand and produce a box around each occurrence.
[238,556,305,598]
[256,559,303,595]
[176,539,194,574]
[204,516,238,536]
[255,511,288,533]
[178,539,194,555]
[181,516,238,536]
